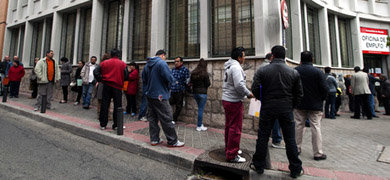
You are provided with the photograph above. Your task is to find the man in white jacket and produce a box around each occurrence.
[222,47,254,163]
[351,66,372,120]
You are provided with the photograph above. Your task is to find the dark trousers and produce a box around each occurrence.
[335,95,341,114]
[147,98,178,145]
[62,86,68,101]
[348,94,354,112]
[125,94,137,114]
[99,84,122,128]
[9,81,21,97]
[222,100,243,160]
[138,94,148,120]
[31,81,38,98]
[76,86,82,103]
[383,97,390,115]
[325,92,336,118]
[353,94,372,118]
[169,91,184,121]
[252,110,302,174]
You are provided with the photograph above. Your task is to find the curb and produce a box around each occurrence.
[251,170,330,180]
[0,101,195,171]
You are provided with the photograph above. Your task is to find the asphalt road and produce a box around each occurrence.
[0,109,190,179]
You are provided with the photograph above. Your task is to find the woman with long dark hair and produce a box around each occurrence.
[60,57,72,103]
[74,60,85,105]
[190,58,210,131]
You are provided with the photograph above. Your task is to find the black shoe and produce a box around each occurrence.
[335,114,340,116]
[290,169,304,178]
[249,163,264,174]
[112,124,117,130]
[314,154,327,161]
[83,106,89,109]
[367,117,372,120]
[350,116,360,119]
[373,116,379,118]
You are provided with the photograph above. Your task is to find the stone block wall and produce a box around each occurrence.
[18,58,354,134]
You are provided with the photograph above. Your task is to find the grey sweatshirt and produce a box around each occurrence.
[222,58,251,102]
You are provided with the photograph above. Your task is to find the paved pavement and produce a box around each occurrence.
[0,108,189,179]
[1,94,390,179]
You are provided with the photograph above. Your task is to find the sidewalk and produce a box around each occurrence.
[1,94,390,180]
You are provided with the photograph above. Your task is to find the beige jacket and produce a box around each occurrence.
[351,71,371,95]
[34,57,61,84]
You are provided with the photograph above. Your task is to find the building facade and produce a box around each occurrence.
[1,0,390,131]
[0,0,9,59]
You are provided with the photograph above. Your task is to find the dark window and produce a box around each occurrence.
[60,12,77,61]
[306,5,321,64]
[103,0,124,55]
[132,0,151,61]
[18,26,25,60]
[212,0,254,57]
[338,18,353,67]
[168,0,200,59]
[9,28,19,58]
[328,14,338,67]
[78,8,92,62]
[31,21,44,65]
[43,19,52,57]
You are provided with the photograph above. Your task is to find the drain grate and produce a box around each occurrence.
[377,146,390,164]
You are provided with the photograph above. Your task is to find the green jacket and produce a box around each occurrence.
[34,57,61,84]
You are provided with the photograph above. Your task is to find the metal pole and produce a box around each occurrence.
[117,107,123,135]
[41,95,47,113]
[2,86,7,102]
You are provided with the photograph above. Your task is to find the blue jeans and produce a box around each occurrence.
[194,94,207,127]
[325,92,336,118]
[82,83,94,106]
[368,94,376,116]
[138,93,148,119]
[272,120,282,144]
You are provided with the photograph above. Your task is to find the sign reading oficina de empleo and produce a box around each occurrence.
[360,27,390,55]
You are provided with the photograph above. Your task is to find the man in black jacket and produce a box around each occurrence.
[0,56,10,96]
[250,46,303,178]
[294,51,328,161]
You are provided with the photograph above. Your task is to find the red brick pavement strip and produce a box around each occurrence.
[5,100,390,179]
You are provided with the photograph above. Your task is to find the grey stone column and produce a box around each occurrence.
[89,0,104,61]
[73,9,81,65]
[268,0,283,47]
[334,16,342,68]
[368,0,375,14]
[150,0,167,56]
[350,16,363,68]
[40,19,47,58]
[22,22,33,66]
[51,12,62,61]
[290,0,303,61]
[318,7,331,67]
[199,0,210,59]
[2,29,11,60]
[253,0,267,56]
[122,0,131,62]
[350,0,358,12]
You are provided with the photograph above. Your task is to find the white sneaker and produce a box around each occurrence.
[272,143,285,149]
[168,140,185,147]
[172,121,175,125]
[34,107,39,111]
[140,117,148,122]
[196,125,208,131]
[74,102,79,106]
[229,155,246,163]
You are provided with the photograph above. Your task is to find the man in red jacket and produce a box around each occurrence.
[95,49,128,130]
[8,60,25,98]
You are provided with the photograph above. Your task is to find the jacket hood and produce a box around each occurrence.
[146,57,161,68]
[224,58,239,69]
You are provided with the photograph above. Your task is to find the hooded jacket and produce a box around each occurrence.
[222,58,251,102]
[34,57,60,84]
[126,69,139,95]
[8,65,25,82]
[142,56,173,100]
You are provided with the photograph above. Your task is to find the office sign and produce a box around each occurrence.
[360,27,390,55]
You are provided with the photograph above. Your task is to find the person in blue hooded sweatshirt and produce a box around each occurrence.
[142,50,184,148]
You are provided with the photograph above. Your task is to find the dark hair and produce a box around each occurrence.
[102,53,111,61]
[231,47,245,60]
[301,51,313,63]
[60,57,69,62]
[155,50,166,56]
[265,53,272,60]
[46,50,53,55]
[129,62,139,71]
[175,56,183,62]
[91,56,97,60]
[14,60,20,66]
[271,45,286,59]
[354,66,361,72]
[79,60,85,66]
[191,58,208,80]
[110,49,121,58]
[325,67,331,74]
[362,67,369,73]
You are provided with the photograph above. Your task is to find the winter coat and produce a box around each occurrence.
[325,73,338,93]
[81,62,97,85]
[351,71,371,95]
[142,56,173,100]
[126,69,139,95]
[34,58,60,84]
[381,78,390,98]
[191,74,211,94]
[252,58,303,112]
[8,65,25,82]
[295,62,329,111]
[222,58,251,102]
[60,62,73,86]
[96,57,128,90]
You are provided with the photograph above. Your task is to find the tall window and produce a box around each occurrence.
[132,0,151,61]
[306,5,321,64]
[18,26,25,60]
[285,0,293,59]
[9,28,19,58]
[212,0,254,57]
[103,0,124,55]
[168,0,200,59]
[43,19,53,57]
[78,8,92,62]
[328,14,338,67]
[301,2,306,51]
[338,18,352,67]
[60,12,76,61]
[31,21,44,65]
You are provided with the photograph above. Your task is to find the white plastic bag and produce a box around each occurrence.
[248,98,261,118]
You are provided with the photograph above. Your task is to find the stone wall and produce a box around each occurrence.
[19,59,354,134]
